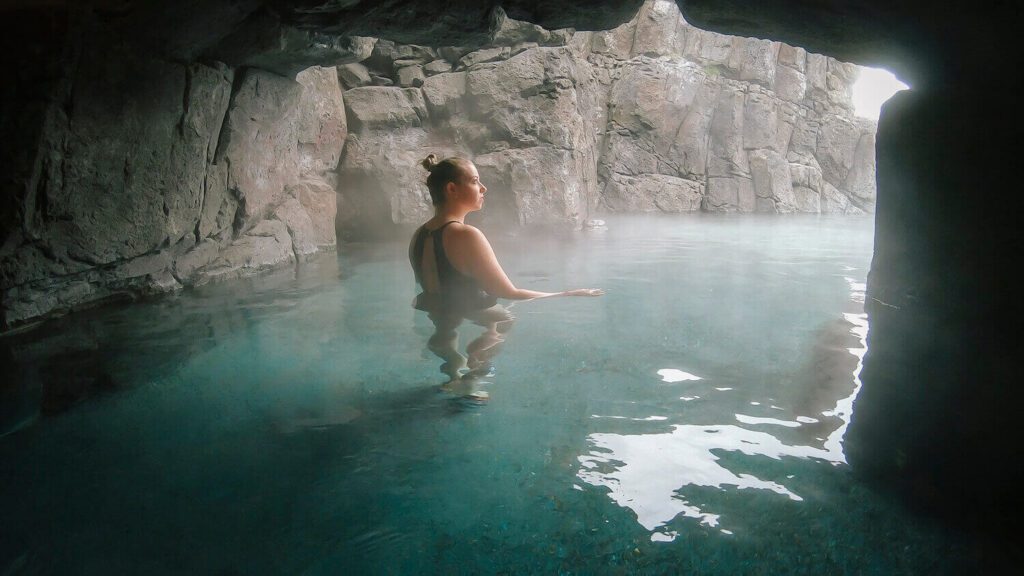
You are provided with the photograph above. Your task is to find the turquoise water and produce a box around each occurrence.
[0,215,992,574]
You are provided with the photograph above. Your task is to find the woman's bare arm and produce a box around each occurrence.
[447,225,603,300]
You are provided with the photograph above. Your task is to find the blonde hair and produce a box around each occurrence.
[421,154,472,205]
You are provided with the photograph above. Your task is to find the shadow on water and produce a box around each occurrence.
[0,253,349,438]
[263,379,496,442]
[788,311,864,447]
[1,319,123,437]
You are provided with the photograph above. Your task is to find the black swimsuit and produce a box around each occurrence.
[411,221,498,313]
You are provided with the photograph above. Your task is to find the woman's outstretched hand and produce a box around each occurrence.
[563,288,604,297]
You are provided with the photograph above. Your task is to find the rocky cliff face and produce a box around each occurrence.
[0,24,363,328]
[333,0,876,233]
[0,0,873,328]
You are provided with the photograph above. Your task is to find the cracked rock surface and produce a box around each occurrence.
[0,0,871,328]
[334,0,874,233]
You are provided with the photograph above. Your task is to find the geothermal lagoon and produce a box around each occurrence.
[0,216,992,574]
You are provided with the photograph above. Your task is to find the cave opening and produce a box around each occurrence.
[851,66,908,121]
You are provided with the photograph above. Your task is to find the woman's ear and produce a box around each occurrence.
[444,180,458,200]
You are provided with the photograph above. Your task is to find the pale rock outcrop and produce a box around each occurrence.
[165,65,345,286]
[295,66,348,176]
[737,38,778,88]
[424,59,453,75]
[705,176,756,212]
[815,114,864,188]
[273,197,320,257]
[600,58,720,200]
[749,150,797,212]
[630,0,689,57]
[286,67,345,251]
[343,87,428,130]
[777,44,807,73]
[603,173,703,212]
[335,131,439,234]
[397,65,426,87]
[774,63,807,103]
[805,53,829,98]
[843,127,877,212]
[821,182,851,214]
[368,40,438,70]
[337,62,372,89]
[580,1,871,215]
[329,0,873,233]
[475,147,592,226]
[458,47,509,69]
[465,48,595,152]
[421,71,468,119]
[0,0,875,327]
[338,41,602,230]
[215,68,302,229]
[707,84,750,178]
[173,240,223,284]
[193,219,295,284]
[742,90,780,151]
[292,178,339,246]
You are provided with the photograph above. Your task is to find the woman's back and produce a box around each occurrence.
[410,221,497,313]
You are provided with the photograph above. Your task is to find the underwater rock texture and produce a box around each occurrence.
[335,1,874,230]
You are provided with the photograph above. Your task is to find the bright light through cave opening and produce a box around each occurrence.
[852,66,909,120]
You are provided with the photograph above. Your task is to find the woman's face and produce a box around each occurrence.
[449,163,487,211]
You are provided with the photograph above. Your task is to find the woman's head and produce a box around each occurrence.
[421,154,477,206]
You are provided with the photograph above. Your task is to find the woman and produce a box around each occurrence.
[410,154,603,390]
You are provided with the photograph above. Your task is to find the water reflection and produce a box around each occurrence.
[417,304,516,401]
[576,277,870,542]
[1,320,125,437]
[0,255,341,437]
[578,423,830,538]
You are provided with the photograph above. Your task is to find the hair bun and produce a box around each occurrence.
[421,153,439,171]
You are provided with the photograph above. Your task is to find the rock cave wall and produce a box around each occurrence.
[3,0,1018,527]
[0,0,873,329]
[0,6,373,329]
[334,0,875,234]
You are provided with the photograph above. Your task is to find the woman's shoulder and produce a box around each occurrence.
[443,223,490,256]
[445,222,485,239]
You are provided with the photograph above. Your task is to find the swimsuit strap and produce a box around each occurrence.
[432,222,460,281]
[432,220,460,233]
[430,221,462,276]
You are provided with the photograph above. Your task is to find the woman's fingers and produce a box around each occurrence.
[570,288,604,296]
